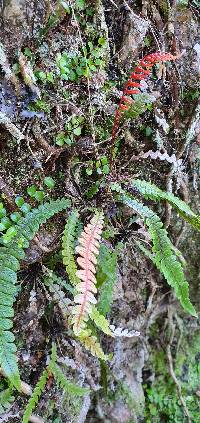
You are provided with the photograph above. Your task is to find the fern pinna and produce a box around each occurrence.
[0,198,70,389]
[112,52,178,142]
[72,212,104,336]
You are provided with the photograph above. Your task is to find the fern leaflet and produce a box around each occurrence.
[0,198,70,389]
[43,271,72,319]
[111,183,197,317]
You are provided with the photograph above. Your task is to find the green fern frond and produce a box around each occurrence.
[49,361,88,396]
[49,342,89,396]
[22,368,49,423]
[62,209,80,286]
[97,244,118,316]
[43,271,74,319]
[132,179,200,230]
[79,332,110,361]
[111,184,197,317]
[0,198,70,389]
[0,387,14,414]
[89,307,113,336]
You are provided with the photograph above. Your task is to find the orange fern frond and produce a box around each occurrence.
[111,51,179,142]
[72,213,104,336]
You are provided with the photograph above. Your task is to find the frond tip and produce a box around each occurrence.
[72,212,104,336]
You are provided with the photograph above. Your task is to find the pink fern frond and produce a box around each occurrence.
[72,213,104,335]
[111,51,180,142]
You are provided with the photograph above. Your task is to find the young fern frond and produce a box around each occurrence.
[132,179,200,231]
[0,198,70,389]
[72,212,104,336]
[22,368,49,423]
[62,209,80,286]
[111,183,197,317]
[112,52,179,142]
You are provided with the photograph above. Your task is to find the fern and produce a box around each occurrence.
[48,342,88,396]
[112,51,178,142]
[22,368,49,423]
[79,332,111,361]
[96,244,118,316]
[49,361,88,396]
[89,307,113,336]
[111,183,197,317]
[0,387,14,414]
[72,212,104,336]
[62,209,80,286]
[43,271,73,319]
[22,342,88,422]
[132,179,200,230]
[0,198,70,389]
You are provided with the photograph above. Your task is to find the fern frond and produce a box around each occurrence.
[89,307,113,336]
[111,184,197,317]
[0,198,70,389]
[43,272,72,319]
[79,332,110,361]
[112,51,179,142]
[72,212,104,336]
[90,307,140,338]
[97,244,118,316]
[109,324,140,338]
[132,179,200,230]
[62,209,80,286]
[130,150,184,169]
[49,361,88,396]
[49,342,89,396]
[22,368,49,423]
[0,388,14,414]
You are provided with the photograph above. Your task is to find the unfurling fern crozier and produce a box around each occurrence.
[72,213,104,336]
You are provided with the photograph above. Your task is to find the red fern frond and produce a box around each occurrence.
[72,213,104,335]
[111,51,179,142]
